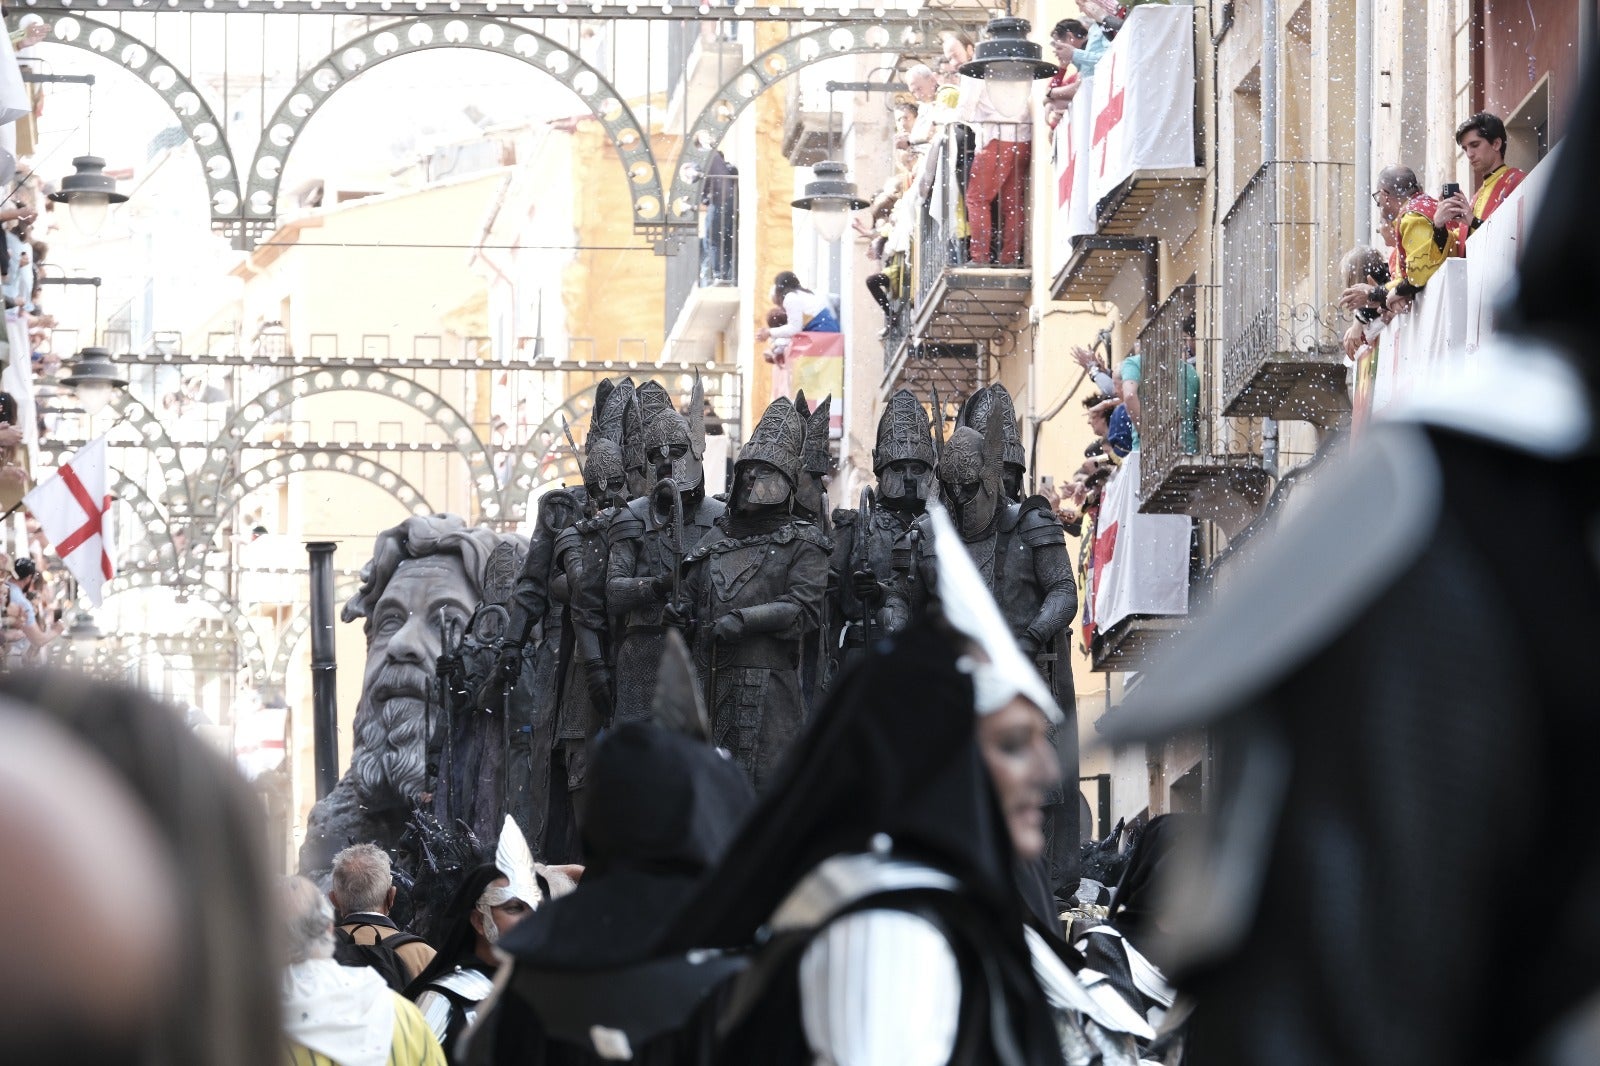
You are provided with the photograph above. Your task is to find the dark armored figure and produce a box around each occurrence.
[679,396,830,789]
[829,387,938,661]
[887,406,1080,892]
[607,376,724,723]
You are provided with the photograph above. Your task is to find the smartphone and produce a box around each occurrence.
[1441,182,1461,199]
[1041,475,1055,491]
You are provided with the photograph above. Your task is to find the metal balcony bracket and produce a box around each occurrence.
[1051,235,1157,304]
[1139,460,1273,539]
[1091,614,1187,672]
[881,339,983,408]
[907,266,1031,345]
[1094,168,1207,238]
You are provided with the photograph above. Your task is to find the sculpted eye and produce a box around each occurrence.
[375,613,404,635]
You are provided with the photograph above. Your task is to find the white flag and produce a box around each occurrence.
[24,435,115,605]
[1092,452,1190,634]
[1086,5,1196,205]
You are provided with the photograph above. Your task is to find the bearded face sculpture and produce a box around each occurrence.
[299,515,525,874]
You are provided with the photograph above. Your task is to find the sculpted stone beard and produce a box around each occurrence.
[350,660,435,808]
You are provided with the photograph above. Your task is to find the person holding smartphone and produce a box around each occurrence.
[1433,112,1527,248]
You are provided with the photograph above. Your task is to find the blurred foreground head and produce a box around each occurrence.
[0,673,279,1066]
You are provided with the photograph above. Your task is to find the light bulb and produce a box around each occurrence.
[68,192,111,235]
[76,381,114,415]
[983,71,1033,117]
[810,202,850,242]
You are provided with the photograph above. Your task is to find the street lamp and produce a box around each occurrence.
[61,346,129,416]
[48,156,128,236]
[958,17,1058,115]
[66,610,105,663]
[792,160,870,243]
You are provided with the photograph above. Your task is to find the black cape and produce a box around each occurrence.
[660,616,1064,1065]
[469,724,756,1066]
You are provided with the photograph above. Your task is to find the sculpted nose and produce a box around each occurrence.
[386,612,434,665]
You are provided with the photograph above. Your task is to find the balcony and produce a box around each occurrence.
[1049,3,1202,303]
[881,121,1033,398]
[1219,161,1354,428]
[1092,614,1188,673]
[662,25,745,132]
[662,193,740,364]
[1138,284,1271,535]
[783,68,844,166]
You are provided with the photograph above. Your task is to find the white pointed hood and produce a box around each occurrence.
[929,504,1062,723]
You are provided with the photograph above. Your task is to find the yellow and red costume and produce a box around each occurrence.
[1387,192,1454,293]
[1447,163,1527,252]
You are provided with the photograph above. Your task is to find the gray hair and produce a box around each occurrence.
[331,843,392,916]
[904,63,936,85]
[279,876,336,964]
[1377,164,1421,196]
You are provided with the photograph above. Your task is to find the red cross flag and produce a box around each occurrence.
[1085,5,1196,205]
[24,435,116,606]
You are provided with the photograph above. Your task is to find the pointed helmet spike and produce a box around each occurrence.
[637,380,674,428]
[982,395,1008,472]
[931,384,946,459]
[689,370,706,460]
[737,396,806,486]
[802,394,833,476]
[650,628,711,741]
[794,388,811,420]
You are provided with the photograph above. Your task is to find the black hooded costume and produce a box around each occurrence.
[1103,50,1600,1066]
[465,723,756,1066]
[659,616,1065,1066]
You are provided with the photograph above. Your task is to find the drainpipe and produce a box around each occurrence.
[1261,0,1280,476]
[1355,0,1373,238]
[1262,0,1278,165]
[307,541,339,800]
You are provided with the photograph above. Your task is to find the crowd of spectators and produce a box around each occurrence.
[851,0,1159,339]
[1339,111,1526,361]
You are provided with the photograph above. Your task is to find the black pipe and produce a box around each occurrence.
[306,541,339,800]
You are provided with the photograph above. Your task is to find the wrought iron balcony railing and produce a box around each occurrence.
[880,118,1033,397]
[1219,161,1354,428]
[1139,283,1271,534]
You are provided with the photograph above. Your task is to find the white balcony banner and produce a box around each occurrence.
[1049,86,1097,276]
[1086,5,1196,205]
[1092,453,1190,636]
[1370,258,1469,415]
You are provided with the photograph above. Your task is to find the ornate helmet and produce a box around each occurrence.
[957,384,1025,474]
[937,412,1006,539]
[641,374,707,494]
[636,380,674,430]
[582,437,627,510]
[794,391,833,520]
[737,395,806,488]
[873,389,937,473]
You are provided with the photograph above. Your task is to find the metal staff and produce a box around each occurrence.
[559,415,584,470]
[855,485,877,648]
